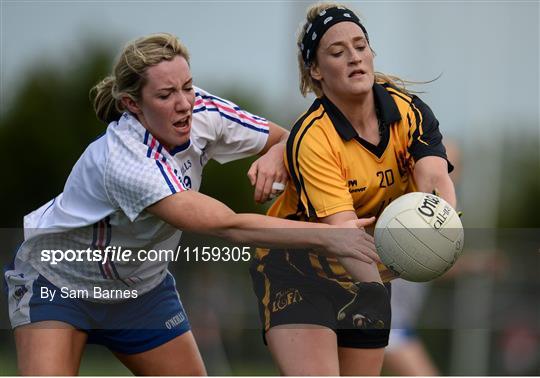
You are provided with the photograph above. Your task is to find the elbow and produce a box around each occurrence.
[416,172,448,193]
[212,227,234,240]
[207,215,241,242]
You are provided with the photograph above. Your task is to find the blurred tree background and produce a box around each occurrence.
[0,42,114,228]
[1,40,539,376]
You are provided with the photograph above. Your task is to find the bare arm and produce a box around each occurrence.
[247,121,289,203]
[257,121,289,156]
[320,211,383,284]
[413,156,457,207]
[147,190,380,262]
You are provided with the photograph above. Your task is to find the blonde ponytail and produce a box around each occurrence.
[89,33,190,124]
[90,75,123,124]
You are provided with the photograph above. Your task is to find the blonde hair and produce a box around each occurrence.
[90,33,190,124]
[297,2,412,97]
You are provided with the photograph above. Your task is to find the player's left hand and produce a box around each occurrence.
[247,143,288,203]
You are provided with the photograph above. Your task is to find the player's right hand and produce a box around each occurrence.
[247,143,288,204]
[326,217,381,263]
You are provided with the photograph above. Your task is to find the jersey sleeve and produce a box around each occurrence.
[291,127,354,218]
[407,96,454,172]
[104,136,188,222]
[192,88,269,164]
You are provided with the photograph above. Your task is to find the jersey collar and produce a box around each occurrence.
[321,83,402,141]
[169,140,191,156]
[373,82,402,127]
[119,112,147,140]
[120,112,191,156]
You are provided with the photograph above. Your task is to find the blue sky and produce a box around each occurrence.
[2,1,538,134]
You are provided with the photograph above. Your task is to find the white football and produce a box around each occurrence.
[374,192,464,282]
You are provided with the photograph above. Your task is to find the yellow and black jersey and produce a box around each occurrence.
[256,82,452,284]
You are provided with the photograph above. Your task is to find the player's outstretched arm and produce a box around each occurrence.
[147,190,380,263]
[320,210,384,284]
[413,156,457,208]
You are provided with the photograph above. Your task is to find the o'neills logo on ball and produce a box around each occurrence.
[417,195,440,217]
[434,205,452,230]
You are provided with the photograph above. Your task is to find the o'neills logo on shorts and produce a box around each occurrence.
[165,312,186,329]
[13,285,28,306]
[271,288,303,312]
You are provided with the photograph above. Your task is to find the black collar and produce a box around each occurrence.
[321,83,402,142]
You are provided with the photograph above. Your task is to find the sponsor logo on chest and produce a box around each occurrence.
[348,179,367,193]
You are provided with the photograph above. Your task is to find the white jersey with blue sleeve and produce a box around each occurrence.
[15,113,187,301]
[9,88,269,305]
[168,87,269,192]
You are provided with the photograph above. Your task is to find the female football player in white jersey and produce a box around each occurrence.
[249,3,457,375]
[5,33,380,375]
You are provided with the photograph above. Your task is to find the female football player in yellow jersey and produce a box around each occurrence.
[250,3,457,375]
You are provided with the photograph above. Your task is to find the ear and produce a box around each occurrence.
[310,63,323,82]
[121,96,142,115]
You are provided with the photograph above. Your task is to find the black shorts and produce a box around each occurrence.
[249,251,391,349]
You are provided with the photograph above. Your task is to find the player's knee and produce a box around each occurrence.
[19,363,78,376]
[280,361,339,376]
[186,365,207,376]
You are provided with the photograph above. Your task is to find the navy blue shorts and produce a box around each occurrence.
[5,269,191,355]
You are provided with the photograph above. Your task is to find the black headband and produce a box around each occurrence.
[300,6,369,66]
